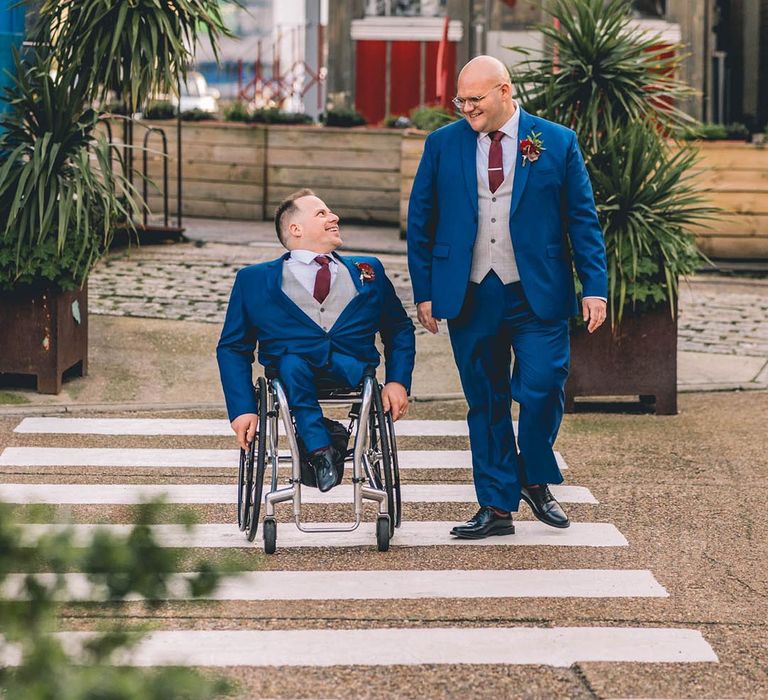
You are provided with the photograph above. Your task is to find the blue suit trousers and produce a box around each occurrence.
[448,272,569,512]
[277,352,366,453]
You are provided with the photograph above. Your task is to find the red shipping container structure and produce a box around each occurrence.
[351,16,463,124]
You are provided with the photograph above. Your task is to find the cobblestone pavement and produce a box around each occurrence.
[89,243,768,355]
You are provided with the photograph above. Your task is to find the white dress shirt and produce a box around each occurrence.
[284,249,338,297]
[476,102,520,189]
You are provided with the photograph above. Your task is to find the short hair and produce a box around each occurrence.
[274,188,316,245]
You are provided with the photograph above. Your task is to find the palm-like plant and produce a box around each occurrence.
[511,0,715,324]
[0,51,140,291]
[514,0,697,150]
[38,0,233,110]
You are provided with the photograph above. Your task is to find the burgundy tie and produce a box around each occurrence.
[488,130,504,193]
[313,255,331,303]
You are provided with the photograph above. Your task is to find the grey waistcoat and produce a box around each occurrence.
[281,260,358,332]
[469,167,520,284]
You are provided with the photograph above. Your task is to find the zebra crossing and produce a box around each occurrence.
[0,415,718,674]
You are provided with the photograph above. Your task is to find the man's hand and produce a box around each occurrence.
[417,301,441,334]
[381,382,409,421]
[582,297,607,334]
[231,413,258,451]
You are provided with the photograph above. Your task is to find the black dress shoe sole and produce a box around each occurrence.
[520,492,570,529]
[450,524,515,540]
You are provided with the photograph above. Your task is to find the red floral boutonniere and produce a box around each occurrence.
[355,262,375,284]
[520,130,545,167]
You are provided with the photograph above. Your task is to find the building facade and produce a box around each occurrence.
[327,0,768,129]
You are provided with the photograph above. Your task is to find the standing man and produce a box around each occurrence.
[407,56,608,538]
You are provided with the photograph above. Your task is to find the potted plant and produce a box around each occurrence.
[0,51,139,392]
[510,0,716,414]
[0,0,231,393]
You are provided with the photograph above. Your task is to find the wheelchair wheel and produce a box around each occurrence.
[244,376,268,543]
[371,383,399,538]
[263,518,277,555]
[237,437,254,531]
[385,410,403,529]
[376,515,390,552]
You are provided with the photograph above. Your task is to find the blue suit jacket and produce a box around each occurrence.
[407,107,608,321]
[217,252,416,422]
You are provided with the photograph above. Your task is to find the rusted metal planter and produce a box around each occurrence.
[0,284,88,394]
[565,304,677,415]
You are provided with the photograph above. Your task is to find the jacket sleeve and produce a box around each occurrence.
[564,130,609,299]
[216,270,259,422]
[406,133,438,305]
[376,260,416,393]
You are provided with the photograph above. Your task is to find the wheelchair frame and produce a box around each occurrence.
[237,371,402,553]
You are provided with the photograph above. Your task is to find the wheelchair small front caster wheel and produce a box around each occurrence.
[263,518,277,554]
[376,515,390,552]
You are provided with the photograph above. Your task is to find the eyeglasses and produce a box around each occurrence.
[452,84,503,111]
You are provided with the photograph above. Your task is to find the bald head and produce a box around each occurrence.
[458,55,510,86]
[456,55,516,133]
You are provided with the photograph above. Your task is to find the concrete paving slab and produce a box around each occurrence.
[27,627,715,667]
[13,417,477,436]
[19,521,628,548]
[0,483,594,505]
[1,568,666,601]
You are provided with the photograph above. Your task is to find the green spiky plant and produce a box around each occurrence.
[38,0,233,112]
[0,0,236,293]
[0,50,141,292]
[511,0,716,324]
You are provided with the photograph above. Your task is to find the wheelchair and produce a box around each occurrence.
[236,367,402,553]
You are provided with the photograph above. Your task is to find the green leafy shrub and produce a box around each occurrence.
[181,107,215,121]
[249,108,313,125]
[681,122,750,140]
[223,100,250,122]
[511,0,715,323]
[383,114,411,128]
[143,100,176,120]
[409,106,457,132]
[322,106,366,127]
[0,500,233,698]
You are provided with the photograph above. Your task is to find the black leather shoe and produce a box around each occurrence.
[450,506,515,540]
[520,485,570,528]
[308,446,339,493]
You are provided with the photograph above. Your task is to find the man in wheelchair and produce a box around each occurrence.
[217,189,416,492]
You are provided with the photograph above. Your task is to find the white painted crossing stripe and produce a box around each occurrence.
[14,417,479,436]
[0,447,568,471]
[0,569,666,601]
[19,521,627,548]
[1,627,717,666]
[0,483,595,504]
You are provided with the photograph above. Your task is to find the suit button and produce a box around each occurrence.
[491,238,496,243]
[320,307,325,312]
[492,197,497,202]
[491,217,496,223]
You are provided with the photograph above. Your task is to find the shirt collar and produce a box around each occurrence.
[289,249,337,265]
[479,100,520,142]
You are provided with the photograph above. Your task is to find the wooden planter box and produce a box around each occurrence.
[113,120,405,225]
[396,134,768,259]
[0,284,88,394]
[565,304,677,415]
[690,140,768,259]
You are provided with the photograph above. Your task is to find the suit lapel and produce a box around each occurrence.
[269,254,321,328]
[460,120,479,216]
[509,107,533,218]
